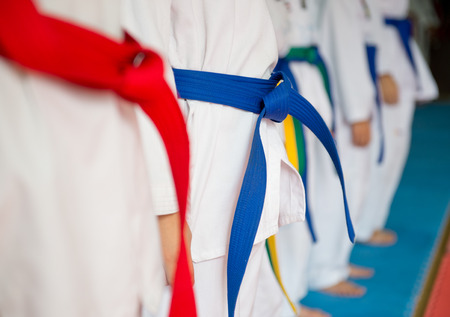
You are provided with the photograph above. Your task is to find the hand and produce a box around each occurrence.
[351,120,371,147]
[378,74,399,105]
[157,213,194,286]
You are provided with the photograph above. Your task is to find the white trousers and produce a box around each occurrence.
[357,92,416,241]
[253,245,284,317]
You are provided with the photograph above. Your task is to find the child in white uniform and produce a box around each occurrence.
[168,1,305,316]
[357,0,438,245]
[308,0,387,297]
[0,1,185,316]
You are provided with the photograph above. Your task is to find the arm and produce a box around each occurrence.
[158,213,194,286]
[326,0,375,124]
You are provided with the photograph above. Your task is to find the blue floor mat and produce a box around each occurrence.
[301,104,450,317]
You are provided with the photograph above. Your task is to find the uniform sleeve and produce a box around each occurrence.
[411,39,439,102]
[122,0,179,216]
[135,110,179,216]
[324,0,375,124]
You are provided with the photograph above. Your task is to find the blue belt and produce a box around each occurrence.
[172,68,354,317]
[274,57,316,242]
[366,45,384,163]
[276,46,336,242]
[385,18,417,73]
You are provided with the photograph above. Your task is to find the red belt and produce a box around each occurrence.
[0,1,196,316]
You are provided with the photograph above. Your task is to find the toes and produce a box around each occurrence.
[320,281,366,298]
[349,264,375,279]
[366,229,397,246]
[299,306,331,317]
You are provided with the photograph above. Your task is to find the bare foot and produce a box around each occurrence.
[366,229,397,246]
[320,280,366,297]
[349,264,374,279]
[299,306,331,317]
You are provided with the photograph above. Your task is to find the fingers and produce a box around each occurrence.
[351,120,371,147]
[383,84,399,105]
[379,74,399,105]
[353,131,370,146]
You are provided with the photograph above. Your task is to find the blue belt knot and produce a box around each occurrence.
[262,72,291,122]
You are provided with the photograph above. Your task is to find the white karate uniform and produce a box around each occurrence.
[308,0,380,290]
[0,1,176,316]
[267,0,335,315]
[357,0,438,242]
[159,1,306,316]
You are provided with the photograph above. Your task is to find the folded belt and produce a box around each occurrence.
[275,49,321,242]
[173,68,354,317]
[0,1,196,316]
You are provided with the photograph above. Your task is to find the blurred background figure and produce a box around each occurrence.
[307,0,383,298]
[357,0,439,247]
[428,0,450,99]
[410,0,440,62]
[299,1,450,316]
